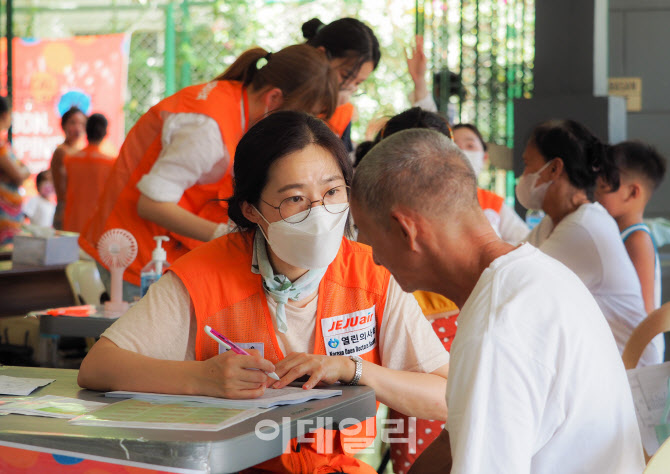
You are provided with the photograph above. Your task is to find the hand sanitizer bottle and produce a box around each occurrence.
[140,236,170,298]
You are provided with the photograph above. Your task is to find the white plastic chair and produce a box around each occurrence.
[65,260,106,305]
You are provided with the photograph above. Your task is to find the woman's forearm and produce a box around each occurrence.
[137,194,218,242]
[77,337,205,394]
[360,362,448,421]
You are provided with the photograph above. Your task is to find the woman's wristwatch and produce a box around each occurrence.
[348,355,363,385]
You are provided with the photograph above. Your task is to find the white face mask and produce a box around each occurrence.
[515,160,554,210]
[462,150,485,177]
[255,203,349,270]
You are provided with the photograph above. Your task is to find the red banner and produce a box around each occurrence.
[1,34,130,177]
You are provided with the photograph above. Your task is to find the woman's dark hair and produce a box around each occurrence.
[529,119,615,200]
[608,140,667,192]
[61,106,85,130]
[354,107,452,167]
[452,123,488,151]
[0,96,9,115]
[86,113,108,142]
[302,17,381,83]
[227,111,353,231]
[216,44,339,119]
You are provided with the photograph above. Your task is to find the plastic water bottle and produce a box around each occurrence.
[525,209,545,230]
[140,236,170,298]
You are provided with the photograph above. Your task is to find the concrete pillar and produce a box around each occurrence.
[513,0,626,210]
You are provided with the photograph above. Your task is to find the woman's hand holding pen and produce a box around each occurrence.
[272,353,356,390]
[200,349,276,399]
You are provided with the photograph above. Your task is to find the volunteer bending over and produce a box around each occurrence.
[79,44,338,297]
[78,111,449,474]
[302,17,380,151]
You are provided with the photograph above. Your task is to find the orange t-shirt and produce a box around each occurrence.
[62,144,115,234]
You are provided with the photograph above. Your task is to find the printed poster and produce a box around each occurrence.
[0,34,130,185]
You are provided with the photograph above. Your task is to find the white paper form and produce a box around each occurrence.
[0,395,107,419]
[0,375,54,396]
[105,386,342,409]
[627,360,670,455]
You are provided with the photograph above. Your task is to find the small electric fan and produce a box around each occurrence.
[97,228,138,318]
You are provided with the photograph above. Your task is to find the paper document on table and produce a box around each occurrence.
[106,386,342,409]
[627,360,670,455]
[70,399,272,431]
[0,375,55,395]
[0,395,106,419]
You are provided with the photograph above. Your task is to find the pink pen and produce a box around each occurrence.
[204,325,280,381]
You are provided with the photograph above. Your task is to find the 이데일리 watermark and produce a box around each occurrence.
[255,416,417,454]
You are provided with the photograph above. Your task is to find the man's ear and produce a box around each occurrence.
[263,87,284,113]
[390,208,419,252]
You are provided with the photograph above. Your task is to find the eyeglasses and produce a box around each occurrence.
[262,185,350,224]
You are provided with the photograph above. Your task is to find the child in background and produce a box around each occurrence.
[596,141,667,313]
[0,96,29,244]
[62,113,115,234]
[23,170,56,227]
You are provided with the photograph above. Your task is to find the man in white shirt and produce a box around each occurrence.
[350,129,644,473]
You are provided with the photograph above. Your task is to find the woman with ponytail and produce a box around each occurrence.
[518,119,661,366]
[303,17,380,152]
[79,44,338,298]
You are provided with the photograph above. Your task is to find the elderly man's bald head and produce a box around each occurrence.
[352,128,478,226]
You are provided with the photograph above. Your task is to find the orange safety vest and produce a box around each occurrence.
[62,144,116,234]
[170,231,388,474]
[328,103,354,138]
[79,80,248,286]
[412,291,459,317]
[477,187,504,214]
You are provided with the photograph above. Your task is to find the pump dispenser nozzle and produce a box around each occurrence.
[152,235,169,262]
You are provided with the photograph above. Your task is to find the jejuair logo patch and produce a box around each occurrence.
[321,305,376,357]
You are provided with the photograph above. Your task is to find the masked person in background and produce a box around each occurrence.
[78,111,450,474]
[452,123,529,244]
[79,44,338,301]
[520,119,660,366]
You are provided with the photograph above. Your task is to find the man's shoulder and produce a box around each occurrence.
[475,244,598,321]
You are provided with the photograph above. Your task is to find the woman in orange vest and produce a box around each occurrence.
[51,106,87,229]
[79,44,338,300]
[62,113,116,234]
[78,111,450,473]
[452,123,529,244]
[303,18,380,152]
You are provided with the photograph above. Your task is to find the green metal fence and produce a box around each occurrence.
[419,0,535,201]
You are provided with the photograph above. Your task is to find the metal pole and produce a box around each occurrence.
[165,2,176,96]
[474,0,480,126]
[6,0,12,142]
[180,0,191,88]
